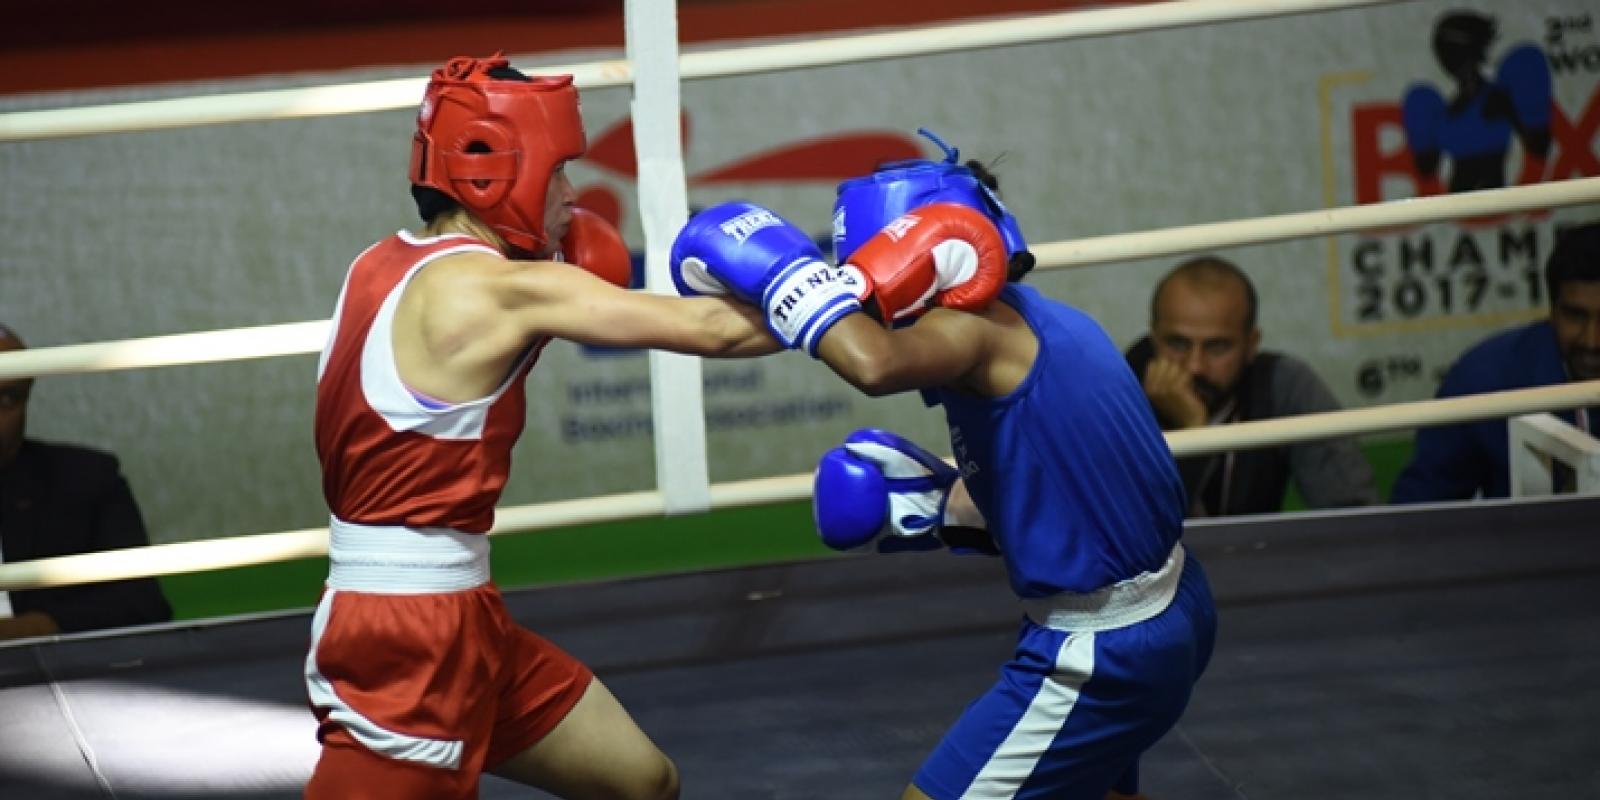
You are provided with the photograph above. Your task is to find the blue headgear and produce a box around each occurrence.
[832,129,1031,268]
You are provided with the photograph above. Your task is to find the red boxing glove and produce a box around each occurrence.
[559,208,634,288]
[843,202,1007,322]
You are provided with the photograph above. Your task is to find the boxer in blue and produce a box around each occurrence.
[671,131,1217,800]
[1401,11,1552,192]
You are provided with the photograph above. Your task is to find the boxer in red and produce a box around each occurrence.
[305,53,776,799]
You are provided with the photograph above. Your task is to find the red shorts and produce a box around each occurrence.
[303,584,592,799]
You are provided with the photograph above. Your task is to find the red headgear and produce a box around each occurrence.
[409,54,586,256]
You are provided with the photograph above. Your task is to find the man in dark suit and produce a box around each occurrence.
[0,324,172,641]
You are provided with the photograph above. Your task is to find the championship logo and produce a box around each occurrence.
[1318,7,1598,400]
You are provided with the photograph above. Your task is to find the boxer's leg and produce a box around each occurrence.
[490,671,678,800]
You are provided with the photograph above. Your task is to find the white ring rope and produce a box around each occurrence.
[1034,177,1600,270]
[0,320,331,380]
[3,177,1596,383]
[1,379,1594,592]
[0,0,1405,142]
[1166,380,1600,458]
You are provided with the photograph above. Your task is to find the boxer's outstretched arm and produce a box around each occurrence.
[493,255,781,357]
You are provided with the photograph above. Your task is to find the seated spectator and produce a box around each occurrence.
[1392,221,1600,502]
[0,324,172,641]
[1126,256,1379,516]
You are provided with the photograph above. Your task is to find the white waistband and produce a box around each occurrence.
[1019,543,1185,632]
[326,518,491,593]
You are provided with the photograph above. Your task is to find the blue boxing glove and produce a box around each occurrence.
[671,201,866,354]
[1496,44,1552,132]
[813,428,994,555]
[1401,83,1445,176]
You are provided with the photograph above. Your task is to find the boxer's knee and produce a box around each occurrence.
[628,752,679,800]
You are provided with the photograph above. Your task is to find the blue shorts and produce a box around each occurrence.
[913,553,1217,800]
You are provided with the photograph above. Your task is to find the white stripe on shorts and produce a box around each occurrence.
[959,630,1096,799]
[303,589,465,769]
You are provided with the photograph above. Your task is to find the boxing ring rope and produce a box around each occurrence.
[1032,178,1600,271]
[1,378,1595,592]
[3,177,1598,382]
[0,0,1402,142]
